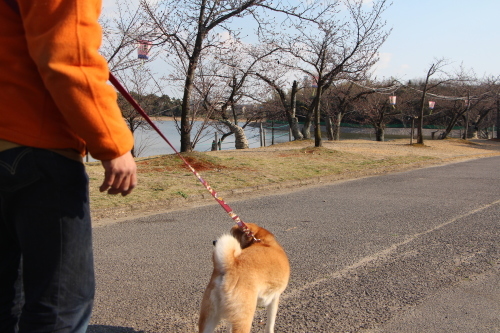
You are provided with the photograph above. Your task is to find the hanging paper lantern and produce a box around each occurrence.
[428,101,435,110]
[389,95,397,105]
[137,40,152,60]
[311,76,318,88]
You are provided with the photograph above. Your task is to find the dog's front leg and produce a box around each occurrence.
[199,309,221,333]
[199,283,222,333]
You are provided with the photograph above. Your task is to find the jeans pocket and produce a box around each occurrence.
[0,147,41,192]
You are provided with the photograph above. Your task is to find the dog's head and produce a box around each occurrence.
[230,223,274,249]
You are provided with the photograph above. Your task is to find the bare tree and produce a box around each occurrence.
[354,86,401,141]
[114,66,168,157]
[323,77,392,140]
[411,59,458,144]
[140,0,332,152]
[253,72,304,140]
[436,76,497,140]
[191,42,277,149]
[277,0,391,147]
[469,96,497,139]
[100,0,174,157]
[100,0,160,72]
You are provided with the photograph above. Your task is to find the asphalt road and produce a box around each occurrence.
[88,156,500,333]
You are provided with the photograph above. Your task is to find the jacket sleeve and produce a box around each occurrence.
[17,0,133,160]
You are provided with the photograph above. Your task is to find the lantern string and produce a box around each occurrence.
[348,79,490,102]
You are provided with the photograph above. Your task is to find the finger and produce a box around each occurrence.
[120,173,137,197]
[107,172,127,195]
[109,170,137,196]
[99,171,115,193]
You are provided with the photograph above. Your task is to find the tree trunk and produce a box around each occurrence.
[470,110,491,140]
[333,112,343,141]
[417,75,430,144]
[301,112,313,139]
[497,98,500,140]
[289,80,303,140]
[180,19,206,152]
[441,115,459,139]
[180,62,196,152]
[325,116,334,141]
[441,109,466,140]
[220,120,249,149]
[375,126,384,142]
[314,86,323,147]
[290,117,303,140]
[417,114,424,144]
[470,126,479,139]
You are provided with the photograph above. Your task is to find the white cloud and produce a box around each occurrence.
[362,0,374,7]
[377,52,392,69]
[371,52,392,78]
[399,64,409,71]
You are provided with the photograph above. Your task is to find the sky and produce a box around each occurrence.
[102,0,500,91]
[372,0,500,81]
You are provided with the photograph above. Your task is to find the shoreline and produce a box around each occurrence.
[145,117,473,139]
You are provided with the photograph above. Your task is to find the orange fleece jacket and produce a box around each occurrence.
[0,0,133,160]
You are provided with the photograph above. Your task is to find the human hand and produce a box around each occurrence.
[99,151,137,196]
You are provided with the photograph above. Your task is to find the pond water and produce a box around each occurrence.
[132,121,292,157]
[86,120,438,161]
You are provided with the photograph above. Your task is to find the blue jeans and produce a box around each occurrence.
[0,147,94,333]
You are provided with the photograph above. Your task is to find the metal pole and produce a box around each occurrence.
[260,123,263,147]
[464,92,470,140]
[497,96,500,139]
[271,121,275,146]
[410,117,415,145]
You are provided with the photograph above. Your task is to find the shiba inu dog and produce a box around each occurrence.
[199,223,290,333]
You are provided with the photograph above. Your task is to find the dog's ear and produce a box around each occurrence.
[231,224,259,248]
[253,226,272,240]
[230,225,241,237]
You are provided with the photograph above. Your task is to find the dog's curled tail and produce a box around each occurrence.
[213,234,241,272]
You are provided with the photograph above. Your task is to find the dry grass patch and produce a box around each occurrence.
[87,138,500,219]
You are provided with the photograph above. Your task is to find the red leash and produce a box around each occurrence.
[108,73,259,242]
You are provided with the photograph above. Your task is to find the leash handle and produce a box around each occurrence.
[108,73,259,241]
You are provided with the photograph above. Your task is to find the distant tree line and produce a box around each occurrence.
[261,71,499,143]
[120,71,499,154]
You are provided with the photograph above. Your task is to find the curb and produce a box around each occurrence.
[90,154,496,223]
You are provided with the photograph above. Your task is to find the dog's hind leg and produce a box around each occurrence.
[229,317,253,333]
[264,296,281,333]
[226,297,257,333]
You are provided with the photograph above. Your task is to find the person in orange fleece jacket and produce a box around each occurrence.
[0,0,137,332]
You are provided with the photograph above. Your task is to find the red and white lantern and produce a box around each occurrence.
[137,40,152,60]
[389,95,397,106]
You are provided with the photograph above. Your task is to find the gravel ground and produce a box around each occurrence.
[87,154,500,333]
